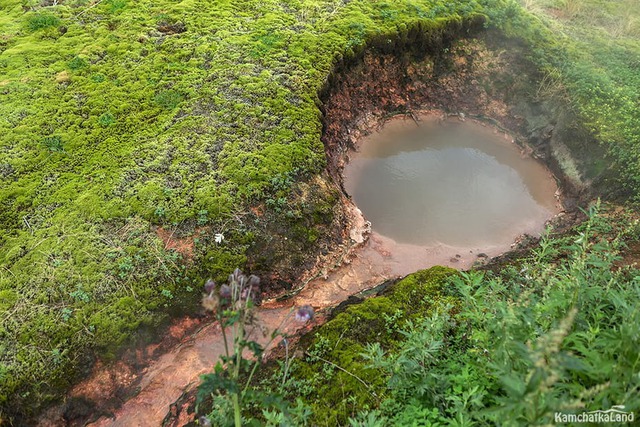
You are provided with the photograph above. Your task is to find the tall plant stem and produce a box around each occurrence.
[232,316,245,427]
[232,393,242,427]
[219,314,231,360]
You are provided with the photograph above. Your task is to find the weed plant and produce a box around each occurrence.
[196,269,314,426]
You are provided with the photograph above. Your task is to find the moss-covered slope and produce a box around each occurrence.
[489,0,640,195]
[290,266,459,425]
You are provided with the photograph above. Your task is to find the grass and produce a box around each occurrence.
[509,0,640,193]
[279,205,640,425]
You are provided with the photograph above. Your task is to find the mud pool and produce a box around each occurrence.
[344,116,560,249]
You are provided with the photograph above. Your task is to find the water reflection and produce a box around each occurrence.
[344,120,558,247]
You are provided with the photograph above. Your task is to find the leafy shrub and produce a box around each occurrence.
[107,0,127,13]
[337,204,640,425]
[91,73,106,83]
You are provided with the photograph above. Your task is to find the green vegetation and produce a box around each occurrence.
[497,0,640,192]
[26,13,61,32]
[249,205,640,425]
[283,267,459,425]
[197,266,460,425]
[1,0,640,423]
[197,270,316,427]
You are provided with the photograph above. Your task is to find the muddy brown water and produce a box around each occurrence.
[344,116,559,248]
[62,115,560,427]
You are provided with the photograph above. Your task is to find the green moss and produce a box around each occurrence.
[67,56,88,70]
[487,0,640,196]
[201,248,248,284]
[154,89,184,110]
[290,266,458,425]
[0,290,17,311]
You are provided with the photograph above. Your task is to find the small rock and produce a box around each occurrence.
[449,257,459,263]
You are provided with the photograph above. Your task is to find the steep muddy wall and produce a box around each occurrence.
[319,23,601,207]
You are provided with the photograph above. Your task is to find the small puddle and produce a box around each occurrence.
[344,114,560,252]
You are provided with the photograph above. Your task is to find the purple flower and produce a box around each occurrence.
[229,268,243,286]
[219,284,232,299]
[247,274,260,289]
[204,279,216,294]
[295,305,315,323]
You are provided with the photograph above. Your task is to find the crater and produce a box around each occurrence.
[41,22,592,427]
[319,25,587,274]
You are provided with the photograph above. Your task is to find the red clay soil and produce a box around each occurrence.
[37,316,205,426]
[154,226,201,262]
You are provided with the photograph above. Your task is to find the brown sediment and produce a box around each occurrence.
[37,316,206,426]
[39,198,372,427]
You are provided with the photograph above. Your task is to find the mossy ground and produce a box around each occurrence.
[1,0,639,423]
